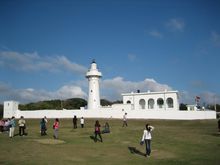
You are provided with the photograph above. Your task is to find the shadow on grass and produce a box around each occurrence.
[211,132,220,137]
[128,146,146,157]
[90,135,101,142]
[90,135,95,142]
[14,132,28,137]
[90,135,102,142]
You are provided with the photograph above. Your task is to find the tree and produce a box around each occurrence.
[101,99,112,106]
[63,98,87,109]
[19,98,87,110]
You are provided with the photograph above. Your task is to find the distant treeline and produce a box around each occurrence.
[18,98,122,111]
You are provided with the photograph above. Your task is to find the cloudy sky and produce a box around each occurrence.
[0,0,220,105]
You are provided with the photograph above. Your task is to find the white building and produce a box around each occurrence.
[122,90,179,111]
[3,61,216,120]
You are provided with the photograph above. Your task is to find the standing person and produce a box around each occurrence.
[0,119,4,133]
[53,118,59,139]
[218,118,220,132]
[141,123,154,157]
[18,116,26,136]
[4,119,10,132]
[44,116,48,134]
[73,115,77,129]
[94,120,102,142]
[80,117,84,128]
[9,116,16,138]
[122,113,128,127]
[44,116,48,123]
[40,118,46,136]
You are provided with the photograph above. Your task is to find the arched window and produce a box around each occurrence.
[157,98,164,108]
[166,98,174,108]
[148,99,154,109]
[127,100,131,104]
[139,99,146,109]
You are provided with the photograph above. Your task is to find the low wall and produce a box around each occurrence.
[11,109,216,120]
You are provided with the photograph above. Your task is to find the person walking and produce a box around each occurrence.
[18,116,26,136]
[73,115,77,129]
[94,120,102,142]
[122,113,128,127]
[9,116,16,138]
[53,118,59,139]
[80,117,84,128]
[141,123,154,157]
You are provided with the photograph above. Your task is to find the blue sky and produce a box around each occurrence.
[0,0,220,105]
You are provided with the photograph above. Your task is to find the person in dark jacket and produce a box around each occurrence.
[73,115,77,129]
[40,118,47,136]
[218,118,220,132]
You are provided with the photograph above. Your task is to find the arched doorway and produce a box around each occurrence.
[157,98,164,108]
[139,99,146,109]
[166,98,174,108]
[148,99,154,109]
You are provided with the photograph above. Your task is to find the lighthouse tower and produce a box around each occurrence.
[86,60,102,110]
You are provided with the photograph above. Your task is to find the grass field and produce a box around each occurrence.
[0,118,220,165]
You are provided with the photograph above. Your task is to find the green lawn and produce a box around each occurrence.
[0,119,220,165]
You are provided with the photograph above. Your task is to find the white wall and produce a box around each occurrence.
[4,101,216,120]
[7,108,216,120]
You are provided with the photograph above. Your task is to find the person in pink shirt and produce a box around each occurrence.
[94,120,102,142]
[0,119,5,132]
[53,118,59,139]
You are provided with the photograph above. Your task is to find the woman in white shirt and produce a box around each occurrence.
[141,123,154,157]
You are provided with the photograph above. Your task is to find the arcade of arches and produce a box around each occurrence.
[126,97,174,110]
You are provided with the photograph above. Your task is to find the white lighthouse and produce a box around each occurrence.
[86,60,102,110]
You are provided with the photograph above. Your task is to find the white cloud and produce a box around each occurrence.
[0,51,87,74]
[1,78,220,105]
[0,82,87,103]
[211,31,220,47]
[178,90,195,104]
[179,90,220,105]
[1,77,174,103]
[101,77,220,105]
[15,85,88,103]
[149,30,163,38]
[166,18,185,32]
[200,91,219,105]
[101,77,173,100]
[55,85,87,99]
